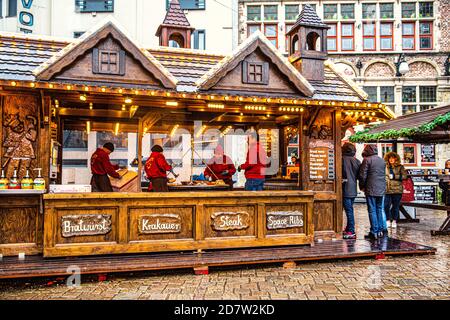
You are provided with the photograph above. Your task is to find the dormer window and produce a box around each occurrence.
[242,61,269,85]
[93,48,125,75]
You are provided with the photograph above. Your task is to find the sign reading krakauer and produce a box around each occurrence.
[139,214,182,234]
[211,212,250,231]
[61,214,112,238]
[267,211,304,230]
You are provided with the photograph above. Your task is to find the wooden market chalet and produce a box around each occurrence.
[0,2,401,268]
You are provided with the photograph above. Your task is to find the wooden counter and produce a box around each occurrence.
[43,191,314,258]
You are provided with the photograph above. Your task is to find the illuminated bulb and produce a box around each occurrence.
[331,102,336,106]
[134,90,139,95]
[224,96,229,101]
[366,112,370,116]
[253,98,257,102]
[300,108,304,112]
[197,94,202,99]
[240,113,244,116]
[367,103,372,107]
[49,84,54,89]
[295,108,299,112]
[30,82,35,88]
[279,107,282,111]
[267,98,271,103]
[239,97,243,101]
[66,85,72,90]
[319,101,323,105]
[118,89,123,94]
[89,103,93,110]
[84,86,89,91]
[151,91,156,96]
[306,101,311,105]
[166,92,171,97]
[124,97,133,104]
[294,100,298,104]
[210,95,215,100]
[11,81,17,86]
[122,104,126,111]
[80,94,87,101]
[371,112,375,116]
[166,101,178,107]
[280,99,285,103]
[182,93,186,98]
[101,88,106,92]
[355,103,360,107]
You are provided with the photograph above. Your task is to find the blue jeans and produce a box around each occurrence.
[384,194,402,222]
[381,196,387,231]
[343,197,356,233]
[245,178,265,191]
[366,196,384,235]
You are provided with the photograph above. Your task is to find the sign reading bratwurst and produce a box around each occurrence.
[61,214,112,238]
[267,211,304,230]
[138,214,182,234]
[211,212,250,231]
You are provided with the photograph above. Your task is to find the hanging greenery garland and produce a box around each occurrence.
[350,112,450,143]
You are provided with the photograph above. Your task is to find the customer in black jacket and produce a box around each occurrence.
[358,144,386,240]
[342,142,361,239]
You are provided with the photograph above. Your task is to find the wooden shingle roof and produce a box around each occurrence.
[156,0,194,36]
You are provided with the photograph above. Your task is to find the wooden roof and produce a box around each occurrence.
[156,0,194,36]
[0,18,366,102]
[287,4,328,36]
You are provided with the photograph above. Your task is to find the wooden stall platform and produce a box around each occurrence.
[0,238,435,280]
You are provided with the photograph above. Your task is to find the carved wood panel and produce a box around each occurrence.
[265,204,305,236]
[204,205,256,239]
[1,94,40,179]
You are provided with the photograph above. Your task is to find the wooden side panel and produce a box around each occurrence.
[313,201,335,232]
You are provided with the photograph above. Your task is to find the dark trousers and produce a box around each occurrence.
[151,177,169,192]
[91,174,113,192]
[366,196,384,235]
[343,197,356,233]
[384,194,402,221]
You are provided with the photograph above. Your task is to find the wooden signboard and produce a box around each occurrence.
[61,214,112,238]
[309,140,335,181]
[138,214,182,234]
[266,211,304,230]
[211,211,250,231]
[421,144,436,165]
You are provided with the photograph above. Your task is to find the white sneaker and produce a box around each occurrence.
[386,220,391,228]
[392,221,397,228]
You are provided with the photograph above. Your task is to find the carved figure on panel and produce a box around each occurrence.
[1,96,38,178]
[310,125,332,140]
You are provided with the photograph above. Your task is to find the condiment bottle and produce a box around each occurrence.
[8,168,20,189]
[0,169,9,190]
[33,168,46,190]
[21,169,34,190]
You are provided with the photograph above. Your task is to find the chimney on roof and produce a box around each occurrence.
[156,0,195,49]
[286,5,329,82]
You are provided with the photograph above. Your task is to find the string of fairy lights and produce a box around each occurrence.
[4,79,393,135]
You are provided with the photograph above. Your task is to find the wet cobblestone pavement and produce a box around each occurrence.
[0,204,448,300]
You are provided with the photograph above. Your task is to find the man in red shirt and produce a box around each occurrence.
[144,145,172,192]
[90,143,121,192]
[239,132,269,191]
[204,145,236,189]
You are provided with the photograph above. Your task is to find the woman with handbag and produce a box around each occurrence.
[384,152,408,228]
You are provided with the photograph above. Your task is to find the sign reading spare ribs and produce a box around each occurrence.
[211,212,250,231]
[267,211,304,230]
[309,140,335,181]
[138,214,182,234]
[61,214,112,238]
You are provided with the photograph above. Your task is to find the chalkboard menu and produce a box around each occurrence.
[309,140,335,181]
[421,144,436,165]
[407,169,440,183]
[414,185,437,203]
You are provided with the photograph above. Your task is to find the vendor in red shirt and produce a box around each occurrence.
[144,145,172,192]
[291,156,300,167]
[238,132,269,191]
[204,145,236,188]
[90,143,121,192]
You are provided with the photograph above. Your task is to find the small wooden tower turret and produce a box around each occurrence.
[156,0,195,49]
[286,5,330,81]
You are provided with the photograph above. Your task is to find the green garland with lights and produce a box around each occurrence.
[350,112,450,143]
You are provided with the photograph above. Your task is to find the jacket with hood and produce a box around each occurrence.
[342,143,361,198]
[384,152,407,194]
[358,144,386,197]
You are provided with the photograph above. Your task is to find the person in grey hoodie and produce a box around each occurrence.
[358,144,386,240]
[342,142,361,239]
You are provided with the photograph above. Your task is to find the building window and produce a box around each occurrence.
[419,86,437,103]
[403,86,417,103]
[419,21,433,49]
[264,24,278,48]
[363,86,378,102]
[340,4,354,20]
[326,23,337,51]
[285,5,299,21]
[402,105,416,114]
[380,3,394,19]
[402,2,416,19]
[73,31,85,38]
[242,61,269,85]
[7,0,17,17]
[402,23,415,50]
[363,23,376,51]
[341,23,354,51]
[263,5,278,21]
[419,2,433,18]
[403,144,417,165]
[247,5,261,22]
[93,49,125,75]
[380,22,393,50]
[166,0,205,10]
[247,24,261,36]
[362,3,376,19]
[323,4,337,20]
[380,86,395,103]
[192,30,206,50]
[304,3,316,12]
[75,0,114,13]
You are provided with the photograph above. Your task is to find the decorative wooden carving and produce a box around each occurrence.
[309,124,333,140]
[267,211,304,230]
[211,212,250,231]
[138,214,182,234]
[1,95,39,179]
[61,214,112,238]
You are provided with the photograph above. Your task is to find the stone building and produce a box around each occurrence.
[238,0,450,171]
